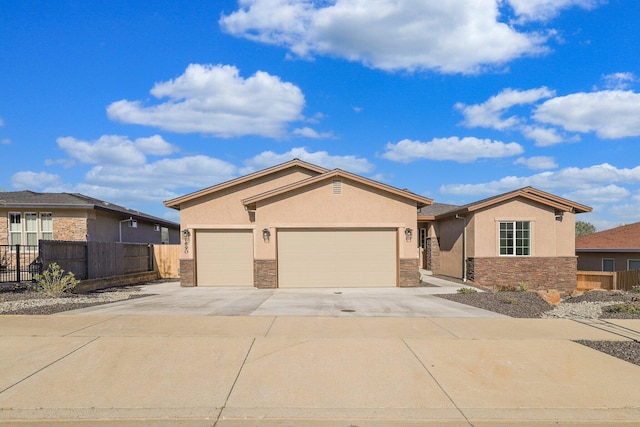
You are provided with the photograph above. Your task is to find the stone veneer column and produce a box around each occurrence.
[399,258,419,287]
[180,259,195,287]
[254,260,277,288]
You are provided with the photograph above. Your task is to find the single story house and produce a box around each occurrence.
[0,191,180,246]
[164,159,433,288]
[418,187,592,294]
[576,222,640,272]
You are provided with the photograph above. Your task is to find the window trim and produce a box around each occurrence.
[627,259,640,271]
[41,212,53,241]
[7,211,54,248]
[498,220,531,256]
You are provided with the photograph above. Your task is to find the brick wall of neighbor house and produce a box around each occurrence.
[0,214,7,245]
[399,258,419,287]
[55,217,88,241]
[254,260,277,288]
[180,259,195,287]
[468,256,577,294]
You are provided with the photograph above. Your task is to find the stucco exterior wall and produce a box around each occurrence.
[253,178,418,260]
[470,199,576,258]
[577,251,640,271]
[179,168,319,260]
[433,217,464,278]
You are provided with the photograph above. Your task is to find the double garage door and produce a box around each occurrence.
[195,229,397,287]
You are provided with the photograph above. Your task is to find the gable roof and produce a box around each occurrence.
[242,168,433,209]
[0,190,178,228]
[418,187,592,220]
[576,222,640,251]
[164,159,328,210]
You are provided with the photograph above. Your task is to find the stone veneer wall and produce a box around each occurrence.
[54,217,88,241]
[0,214,7,245]
[468,256,577,294]
[428,237,441,275]
[254,260,277,288]
[180,259,195,287]
[399,258,419,287]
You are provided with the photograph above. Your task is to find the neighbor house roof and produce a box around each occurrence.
[576,222,640,251]
[242,168,433,209]
[418,187,592,221]
[164,158,328,210]
[0,191,178,228]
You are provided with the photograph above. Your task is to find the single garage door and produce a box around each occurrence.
[278,229,397,287]
[195,230,253,286]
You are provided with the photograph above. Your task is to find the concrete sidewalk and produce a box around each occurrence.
[1,315,639,425]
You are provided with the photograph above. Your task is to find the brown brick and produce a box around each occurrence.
[467,256,577,295]
[254,259,277,288]
[180,259,195,287]
[399,258,419,287]
[54,217,88,241]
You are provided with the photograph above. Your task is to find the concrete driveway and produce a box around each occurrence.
[65,279,505,317]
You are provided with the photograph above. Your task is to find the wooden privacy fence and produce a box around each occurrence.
[153,244,180,278]
[39,241,154,280]
[577,270,640,291]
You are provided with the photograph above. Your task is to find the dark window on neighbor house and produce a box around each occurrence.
[419,228,427,249]
[499,221,530,256]
[602,258,615,272]
[161,227,169,244]
[628,259,640,270]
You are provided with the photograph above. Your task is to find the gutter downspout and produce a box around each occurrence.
[456,214,467,282]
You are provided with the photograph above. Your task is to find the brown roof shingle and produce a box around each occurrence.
[576,222,640,249]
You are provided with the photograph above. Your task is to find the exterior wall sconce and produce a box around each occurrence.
[262,228,271,242]
[182,229,191,254]
[555,210,564,221]
[404,227,413,241]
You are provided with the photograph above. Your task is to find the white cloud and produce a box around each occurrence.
[440,164,640,201]
[534,90,640,139]
[107,64,305,138]
[11,171,62,190]
[1,138,10,145]
[456,87,555,129]
[564,185,631,204]
[382,137,524,163]
[292,127,334,139]
[56,135,177,166]
[220,0,546,74]
[514,156,558,170]
[521,125,571,146]
[600,72,636,90]
[241,147,374,174]
[507,0,602,22]
[0,117,4,127]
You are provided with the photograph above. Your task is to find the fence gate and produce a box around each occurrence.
[0,245,41,284]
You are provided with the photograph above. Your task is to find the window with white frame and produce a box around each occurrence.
[41,213,53,240]
[602,258,615,272]
[7,212,54,247]
[499,221,530,256]
[628,259,640,270]
[9,213,21,246]
[161,227,169,244]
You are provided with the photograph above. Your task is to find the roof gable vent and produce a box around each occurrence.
[332,179,342,195]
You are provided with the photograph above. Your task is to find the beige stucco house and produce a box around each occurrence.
[0,191,180,246]
[164,159,433,288]
[418,187,592,294]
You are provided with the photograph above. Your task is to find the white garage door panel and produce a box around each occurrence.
[278,229,396,287]
[196,230,253,286]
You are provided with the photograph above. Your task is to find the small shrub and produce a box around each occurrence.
[606,303,640,314]
[457,287,477,295]
[631,286,640,294]
[518,281,529,292]
[497,285,517,292]
[33,263,79,297]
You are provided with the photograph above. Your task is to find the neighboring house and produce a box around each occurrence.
[576,222,640,272]
[418,187,592,294]
[164,159,433,288]
[0,191,180,246]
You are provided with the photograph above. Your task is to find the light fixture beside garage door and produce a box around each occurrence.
[262,228,271,242]
[404,227,413,242]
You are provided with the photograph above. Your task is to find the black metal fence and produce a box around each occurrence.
[0,245,42,284]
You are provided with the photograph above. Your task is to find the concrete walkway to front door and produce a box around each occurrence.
[64,279,500,317]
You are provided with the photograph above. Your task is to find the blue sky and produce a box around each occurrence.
[1,0,639,230]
